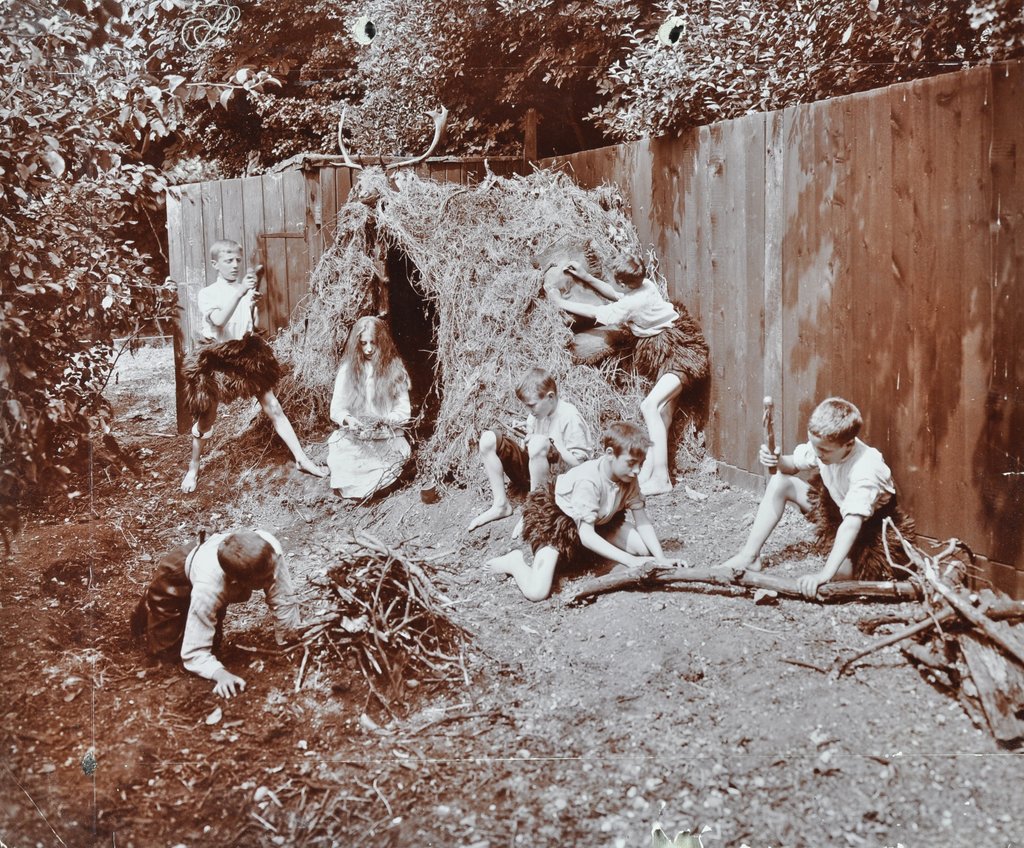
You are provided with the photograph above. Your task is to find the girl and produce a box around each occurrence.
[327,316,413,499]
[546,255,708,496]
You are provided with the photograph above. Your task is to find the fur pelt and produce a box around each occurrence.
[805,477,918,581]
[183,333,282,419]
[521,485,626,565]
[631,304,710,388]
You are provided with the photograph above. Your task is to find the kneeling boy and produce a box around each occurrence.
[131,529,302,698]
[487,421,672,601]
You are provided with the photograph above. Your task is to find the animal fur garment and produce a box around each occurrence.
[805,477,918,581]
[183,333,282,419]
[521,485,626,565]
[631,304,710,387]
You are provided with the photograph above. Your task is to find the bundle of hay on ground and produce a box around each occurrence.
[273,167,674,487]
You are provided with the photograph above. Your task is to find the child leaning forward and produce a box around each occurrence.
[487,421,674,601]
[721,397,916,598]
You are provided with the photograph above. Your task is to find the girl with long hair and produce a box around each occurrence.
[327,316,413,499]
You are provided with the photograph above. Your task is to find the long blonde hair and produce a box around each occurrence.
[337,316,410,417]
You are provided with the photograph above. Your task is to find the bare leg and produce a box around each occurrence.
[639,374,682,496]
[468,430,514,531]
[486,546,560,602]
[181,405,218,493]
[720,473,812,571]
[258,391,327,477]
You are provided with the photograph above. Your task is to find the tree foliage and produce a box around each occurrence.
[590,0,1024,141]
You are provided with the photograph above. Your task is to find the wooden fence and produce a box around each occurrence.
[544,60,1024,596]
[166,156,527,425]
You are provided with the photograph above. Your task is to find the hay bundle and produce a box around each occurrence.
[274,167,661,485]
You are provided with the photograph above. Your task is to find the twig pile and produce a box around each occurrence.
[272,166,657,486]
[841,519,1024,746]
[302,531,469,706]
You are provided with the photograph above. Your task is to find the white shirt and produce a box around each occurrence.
[329,366,411,426]
[592,278,678,337]
[792,438,896,518]
[197,278,257,342]
[180,530,301,680]
[554,456,645,526]
[526,399,591,462]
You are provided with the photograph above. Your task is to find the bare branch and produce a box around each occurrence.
[337,107,364,172]
[384,107,449,172]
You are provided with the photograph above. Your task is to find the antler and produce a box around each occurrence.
[337,106,364,171]
[384,106,448,172]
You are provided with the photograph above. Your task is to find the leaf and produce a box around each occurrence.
[41,150,65,178]
[233,68,250,84]
[840,22,853,44]
[219,88,234,109]
[165,74,186,96]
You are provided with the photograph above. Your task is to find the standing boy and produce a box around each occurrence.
[181,239,326,492]
[468,367,591,531]
[721,397,915,597]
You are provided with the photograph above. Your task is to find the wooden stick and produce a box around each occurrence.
[836,605,957,675]
[563,563,921,605]
[762,395,777,475]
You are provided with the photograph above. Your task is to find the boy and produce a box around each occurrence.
[547,255,708,498]
[130,529,302,698]
[487,421,673,601]
[721,397,915,597]
[181,239,326,492]
[468,367,591,531]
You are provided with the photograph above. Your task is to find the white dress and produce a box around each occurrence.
[327,367,412,498]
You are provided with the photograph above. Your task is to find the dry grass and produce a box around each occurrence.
[273,167,662,486]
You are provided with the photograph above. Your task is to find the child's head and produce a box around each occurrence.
[612,255,646,289]
[218,530,276,588]
[209,239,243,281]
[601,421,651,482]
[807,397,862,444]
[515,368,558,417]
[344,315,399,366]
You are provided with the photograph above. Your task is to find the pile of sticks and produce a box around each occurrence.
[301,531,469,707]
[838,520,1024,745]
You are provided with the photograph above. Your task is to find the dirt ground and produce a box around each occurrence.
[2,345,1022,848]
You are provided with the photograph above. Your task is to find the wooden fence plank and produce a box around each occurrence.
[320,167,338,249]
[260,172,288,334]
[763,109,785,443]
[166,189,189,432]
[240,177,265,279]
[283,170,309,324]
[221,178,244,247]
[199,179,223,263]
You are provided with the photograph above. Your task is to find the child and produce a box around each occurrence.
[486,421,673,601]
[327,316,413,499]
[468,367,591,532]
[546,255,708,497]
[181,239,327,492]
[130,529,302,698]
[721,397,916,598]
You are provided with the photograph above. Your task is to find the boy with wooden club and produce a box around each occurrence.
[180,239,326,493]
[721,396,915,597]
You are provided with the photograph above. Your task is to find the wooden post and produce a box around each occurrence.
[523,108,538,166]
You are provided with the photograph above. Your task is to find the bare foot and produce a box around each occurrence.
[296,460,328,479]
[485,549,527,576]
[181,469,198,494]
[639,476,673,496]
[720,551,763,572]
[468,503,513,532]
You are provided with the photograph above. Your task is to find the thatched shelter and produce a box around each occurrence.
[273,166,682,487]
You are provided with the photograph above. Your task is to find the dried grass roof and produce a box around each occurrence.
[273,166,658,486]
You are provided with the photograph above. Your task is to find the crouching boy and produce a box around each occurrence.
[468,367,591,531]
[131,529,302,697]
[721,397,915,597]
[487,421,673,601]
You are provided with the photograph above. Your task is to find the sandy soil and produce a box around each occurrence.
[1,346,1021,848]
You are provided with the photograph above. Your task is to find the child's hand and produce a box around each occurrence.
[211,669,247,698]
[797,572,828,599]
[563,261,581,276]
[239,269,259,292]
[758,443,780,468]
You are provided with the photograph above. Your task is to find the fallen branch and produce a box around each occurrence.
[564,563,921,605]
[836,606,957,676]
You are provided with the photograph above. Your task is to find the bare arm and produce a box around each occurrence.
[564,263,622,301]
[205,273,257,329]
[578,521,646,568]
[630,507,666,560]
[758,444,800,475]
[798,515,864,598]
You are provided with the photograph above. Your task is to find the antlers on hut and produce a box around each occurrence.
[337,106,449,172]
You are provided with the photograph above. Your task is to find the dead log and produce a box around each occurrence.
[564,563,921,606]
[960,628,1024,745]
